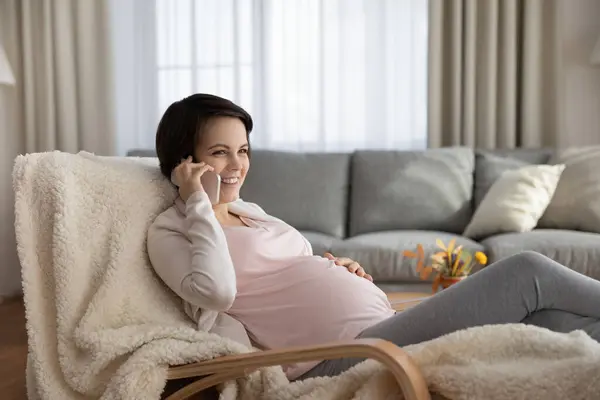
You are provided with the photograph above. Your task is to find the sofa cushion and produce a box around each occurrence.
[300,230,338,256]
[240,150,351,238]
[127,149,157,157]
[329,231,484,282]
[349,148,475,236]
[481,230,600,280]
[474,149,554,209]
[464,164,566,240]
[375,282,434,293]
[538,146,600,233]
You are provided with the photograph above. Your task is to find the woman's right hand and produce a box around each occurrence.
[171,156,215,203]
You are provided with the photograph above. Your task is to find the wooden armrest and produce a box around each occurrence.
[166,338,430,400]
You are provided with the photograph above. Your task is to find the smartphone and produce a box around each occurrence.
[171,168,221,205]
[200,170,221,205]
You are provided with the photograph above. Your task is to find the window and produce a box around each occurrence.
[156,0,255,119]
[110,0,428,154]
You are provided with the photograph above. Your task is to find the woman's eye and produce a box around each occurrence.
[239,148,248,154]
[212,150,227,156]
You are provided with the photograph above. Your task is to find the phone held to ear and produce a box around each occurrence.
[201,170,221,205]
[171,169,221,205]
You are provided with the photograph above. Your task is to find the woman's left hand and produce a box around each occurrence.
[324,253,373,282]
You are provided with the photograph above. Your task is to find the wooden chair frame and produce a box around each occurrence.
[164,338,430,400]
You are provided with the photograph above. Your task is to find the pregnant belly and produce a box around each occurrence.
[227,256,395,350]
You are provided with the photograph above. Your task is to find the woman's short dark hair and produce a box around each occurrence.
[155,93,253,179]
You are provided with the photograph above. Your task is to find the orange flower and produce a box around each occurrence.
[403,244,434,279]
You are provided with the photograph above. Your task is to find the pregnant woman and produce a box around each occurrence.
[147,93,600,381]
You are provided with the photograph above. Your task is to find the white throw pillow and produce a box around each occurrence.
[538,146,600,233]
[463,164,566,239]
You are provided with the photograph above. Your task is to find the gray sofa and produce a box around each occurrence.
[128,147,600,293]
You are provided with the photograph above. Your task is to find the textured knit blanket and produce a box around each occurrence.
[13,151,600,400]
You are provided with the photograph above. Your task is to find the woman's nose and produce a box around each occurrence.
[228,154,242,169]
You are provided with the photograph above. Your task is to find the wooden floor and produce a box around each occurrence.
[0,297,27,400]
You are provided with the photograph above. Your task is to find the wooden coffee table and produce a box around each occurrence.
[387,292,432,312]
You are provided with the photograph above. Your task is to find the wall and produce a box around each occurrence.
[559,0,600,147]
[0,1,25,301]
[0,87,23,301]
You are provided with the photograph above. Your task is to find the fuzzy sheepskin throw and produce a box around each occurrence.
[13,151,600,400]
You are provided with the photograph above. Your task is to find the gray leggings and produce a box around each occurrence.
[298,251,600,379]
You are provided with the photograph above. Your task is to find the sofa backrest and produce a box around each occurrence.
[348,147,475,236]
[127,148,352,238]
[126,147,555,238]
[239,150,351,238]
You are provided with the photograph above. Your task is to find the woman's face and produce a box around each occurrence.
[193,116,250,204]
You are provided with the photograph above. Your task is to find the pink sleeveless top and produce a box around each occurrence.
[223,216,395,379]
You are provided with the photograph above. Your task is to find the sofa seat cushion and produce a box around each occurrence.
[329,231,484,282]
[481,230,600,280]
[300,230,338,256]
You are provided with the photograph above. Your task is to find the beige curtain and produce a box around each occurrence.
[427,0,564,149]
[0,0,115,300]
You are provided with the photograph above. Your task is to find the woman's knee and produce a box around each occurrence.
[500,251,558,273]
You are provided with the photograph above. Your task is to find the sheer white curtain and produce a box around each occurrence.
[110,0,428,154]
